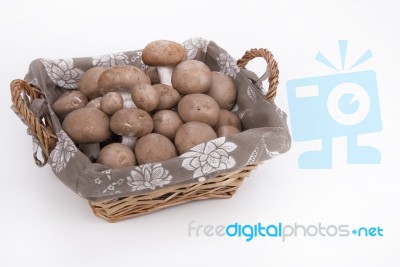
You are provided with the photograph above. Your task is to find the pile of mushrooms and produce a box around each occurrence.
[52,40,242,169]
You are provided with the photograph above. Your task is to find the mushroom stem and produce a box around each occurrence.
[120,92,137,109]
[79,143,101,161]
[121,136,137,149]
[157,65,174,86]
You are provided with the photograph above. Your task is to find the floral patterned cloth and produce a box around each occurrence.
[22,37,291,201]
[41,59,84,89]
[181,137,237,182]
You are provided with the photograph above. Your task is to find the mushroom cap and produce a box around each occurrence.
[52,90,88,119]
[78,66,106,100]
[215,109,242,131]
[110,108,153,137]
[142,40,187,66]
[146,67,160,84]
[100,92,123,115]
[97,65,150,95]
[152,110,183,141]
[177,93,220,126]
[135,133,178,164]
[97,143,136,168]
[62,107,111,144]
[174,122,217,154]
[171,60,212,94]
[153,84,181,110]
[216,125,241,138]
[206,71,237,110]
[86,97,102,109]
[131,83,160,112]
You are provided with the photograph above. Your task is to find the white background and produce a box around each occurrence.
[1,0,399,266]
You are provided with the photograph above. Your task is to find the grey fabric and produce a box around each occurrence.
[22,37,291,201]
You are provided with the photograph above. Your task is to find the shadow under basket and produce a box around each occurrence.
[11,47,281,222]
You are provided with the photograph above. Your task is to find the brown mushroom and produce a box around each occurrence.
[78,66,106,100]
[98,65,150,108]
[145,67,160,84]
[214,109,242,131]
[153,84,181,110]
[141,40,186,86]
[62,107,111,159]
[86,97,102,109]
[100,92,123,116]
[171,60,212,94]
[135,133,177,164]
[52,90,88,119]
[174,122,217,154]
[206,71,237,110]
[216,125,241,137]
[131,83,160,112]
[152,110,183,141]
[62,108,111,142]
[97,143,136,168]
[110,108,153,148]
[177,93,220,127]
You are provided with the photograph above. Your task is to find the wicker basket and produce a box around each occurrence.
[11,48,280,222]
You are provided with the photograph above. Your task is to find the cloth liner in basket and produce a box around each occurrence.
[11,37,291,221]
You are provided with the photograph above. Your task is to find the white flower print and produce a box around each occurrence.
[181,137,237,182]
[131,50,148,70]
[41,58,83,89]
[238,110,247,119]
[216,52,240,78]
[127,163,172,191]
[182,37,210,60]
[92,52,129,67]
[93,170,125,194]
[246,138,280,165]
[103,178,124,194]
[247,86,257,104]
[49,130,77,173]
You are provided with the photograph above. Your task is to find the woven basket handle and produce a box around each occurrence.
[237,48,279,102]
[10,79,57,165]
